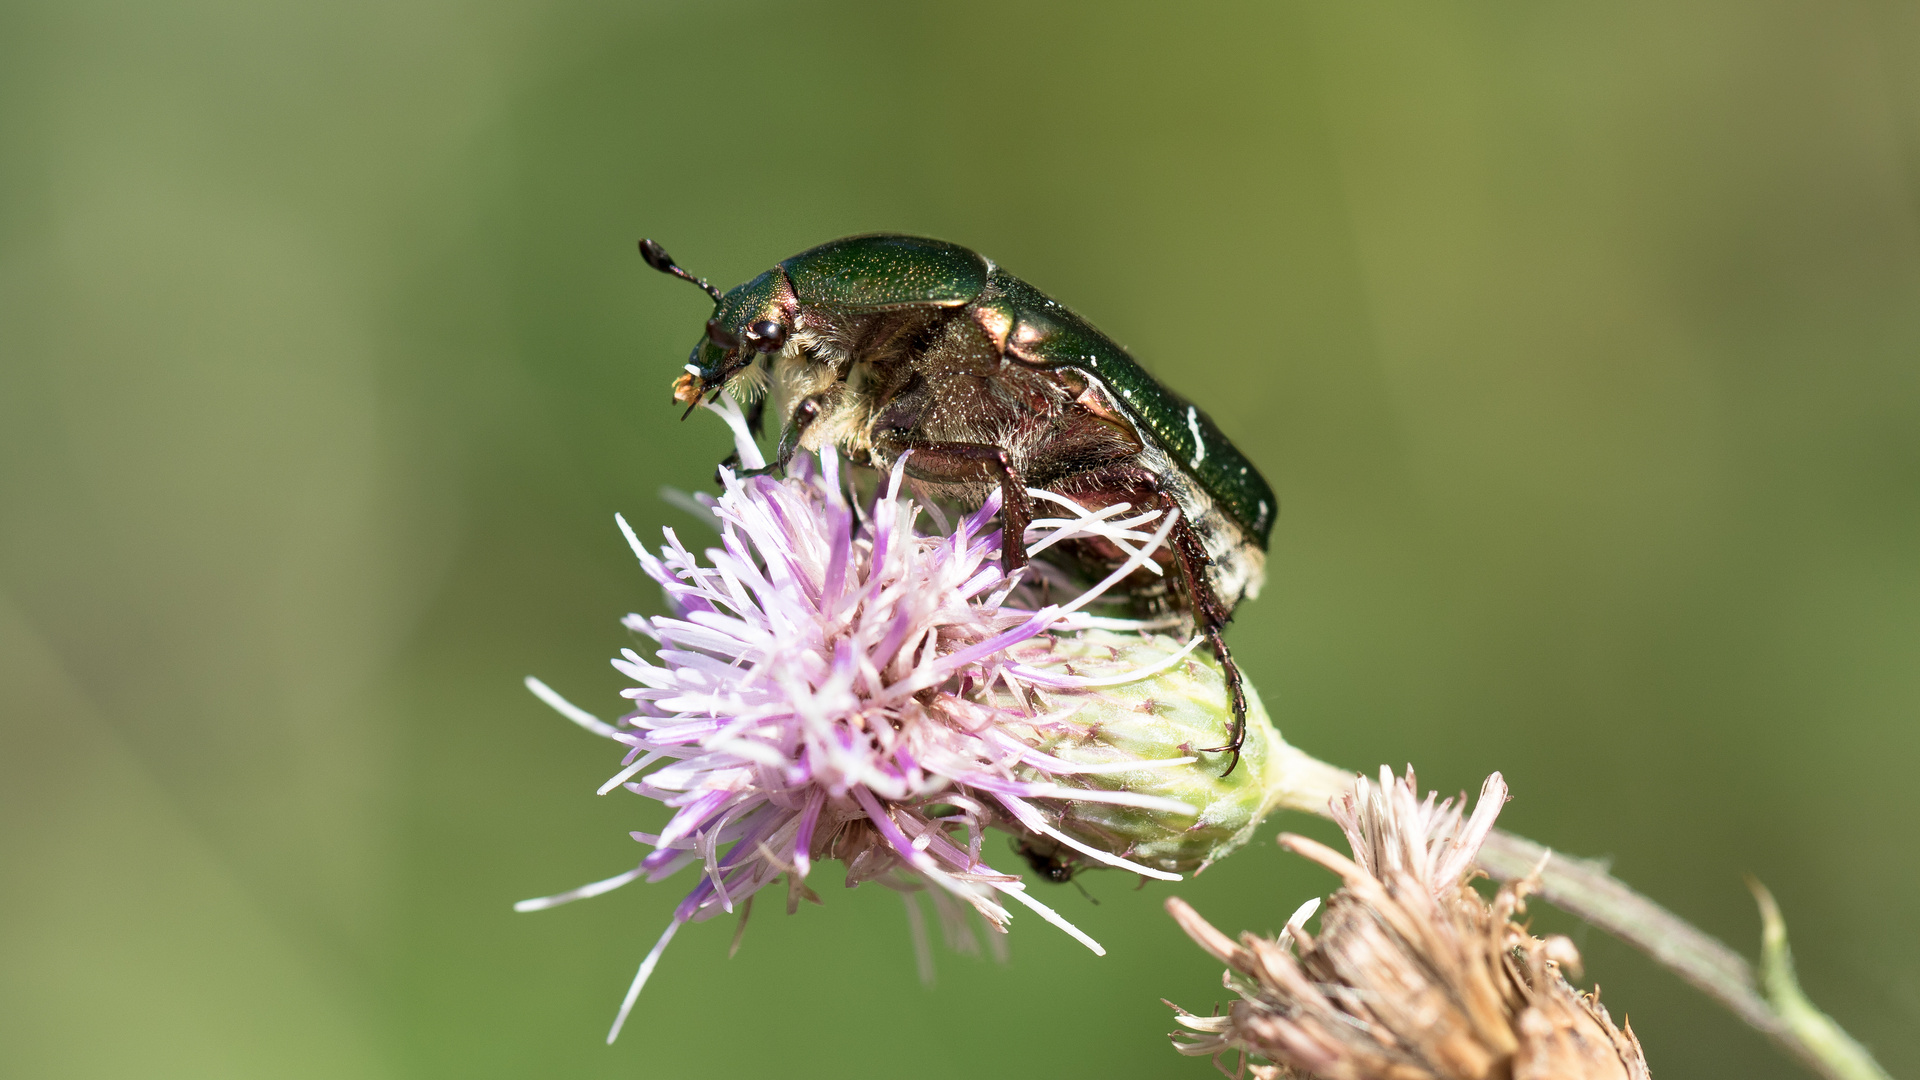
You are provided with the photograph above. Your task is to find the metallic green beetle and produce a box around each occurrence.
[641,234,1276,771]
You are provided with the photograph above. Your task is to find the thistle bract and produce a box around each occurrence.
[997,630,1289,874]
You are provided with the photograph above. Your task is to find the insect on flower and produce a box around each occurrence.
[521,396,1267,1043]
[639,234,1276,773]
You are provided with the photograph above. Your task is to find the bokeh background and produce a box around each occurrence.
[4,1,1918,1076]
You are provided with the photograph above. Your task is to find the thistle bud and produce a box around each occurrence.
[1007,630,1353,875]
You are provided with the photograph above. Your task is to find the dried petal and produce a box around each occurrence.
[1167,769,1652,1079]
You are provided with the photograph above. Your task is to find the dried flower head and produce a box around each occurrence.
[521,398,1317,1041]
[1167,768,1651,1080]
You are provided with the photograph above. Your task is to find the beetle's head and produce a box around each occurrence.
[640,239,793,418]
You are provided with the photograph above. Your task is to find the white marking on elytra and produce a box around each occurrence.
[1256,499,1270,532]
[1185,406,1205,468]
[684,363,701,376]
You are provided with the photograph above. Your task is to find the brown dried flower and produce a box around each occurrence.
[1165,768,1650,1080]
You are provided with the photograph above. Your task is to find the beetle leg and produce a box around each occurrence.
[1162,498,1247,776]
[755,395,824,476]
[1200,623,1248,776]
[714,395,822,485]
[872,435,1033,572]
[717,457,790,485]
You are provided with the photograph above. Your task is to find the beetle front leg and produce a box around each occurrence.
[772,396,824,473]
[1163,501,1248,776]
[873,435,1033,572]
[722,395,824,484]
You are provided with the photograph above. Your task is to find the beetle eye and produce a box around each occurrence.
[705,318,741,350]
[746,320,789,353]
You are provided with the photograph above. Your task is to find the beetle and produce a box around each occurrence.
[1011,836,1100,903]
[1013,835,1083,884]
[638,234,1275,773]
[1013,834,1090,883]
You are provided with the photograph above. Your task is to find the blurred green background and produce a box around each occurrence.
[4,1,1917,1076]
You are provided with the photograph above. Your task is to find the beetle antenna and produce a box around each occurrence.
[639,238,724,306]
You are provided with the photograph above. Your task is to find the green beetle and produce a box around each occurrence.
[641,234,1275,771]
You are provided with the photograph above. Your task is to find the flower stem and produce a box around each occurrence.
[1268,749,1890,1080]
[1258,741,1361,818]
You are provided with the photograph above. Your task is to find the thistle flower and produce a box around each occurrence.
[1166,768,1652,1080]
[519,398,1342,1042]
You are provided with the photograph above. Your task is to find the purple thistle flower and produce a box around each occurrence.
[521,397,1230,1043]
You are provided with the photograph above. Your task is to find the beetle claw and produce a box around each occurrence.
[1195,623,1247,777]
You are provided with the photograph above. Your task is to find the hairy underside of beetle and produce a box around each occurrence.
[758,305,1263,620]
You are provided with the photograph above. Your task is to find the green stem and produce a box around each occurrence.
[1748,877,1891,1080]
[1474,830,1781,1031]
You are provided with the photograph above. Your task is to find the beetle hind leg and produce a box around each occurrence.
[1163,501,1247,776]
[1198,622,1248,776]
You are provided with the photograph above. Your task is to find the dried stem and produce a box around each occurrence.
[1473,831,1775,1032]
[1472,832,1889,1080]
